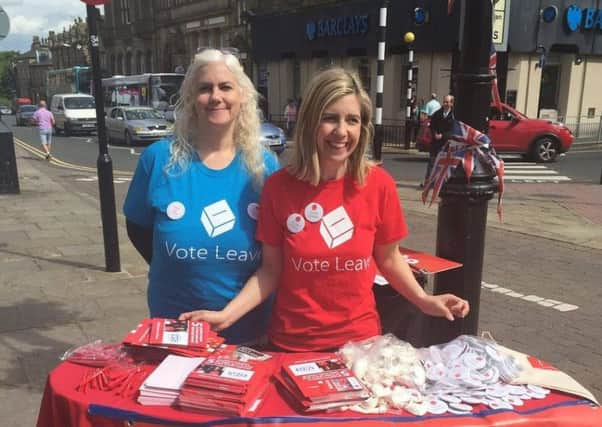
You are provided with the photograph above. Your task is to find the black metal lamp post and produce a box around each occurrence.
[83,0,121,272]
[428,0,497,344]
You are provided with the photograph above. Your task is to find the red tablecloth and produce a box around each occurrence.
[36,359,601,427]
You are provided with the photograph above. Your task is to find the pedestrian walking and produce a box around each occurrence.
[123,48,280,345]
[32,100,55,160]
[180,68,469,352]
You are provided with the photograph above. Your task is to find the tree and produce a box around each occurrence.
[0,51,19,104]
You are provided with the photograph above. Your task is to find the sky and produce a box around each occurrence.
[0,0,102,53]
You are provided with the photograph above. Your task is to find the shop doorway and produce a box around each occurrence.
[538,64,560,118]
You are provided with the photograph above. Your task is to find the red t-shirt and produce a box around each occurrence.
[256,166,408,351]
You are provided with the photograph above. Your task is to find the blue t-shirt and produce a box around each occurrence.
[123,140,280,344]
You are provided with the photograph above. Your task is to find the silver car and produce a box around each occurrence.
[105,106,174,145]
[260,121,287,154]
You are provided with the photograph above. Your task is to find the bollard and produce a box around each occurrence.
[0,121,20,194]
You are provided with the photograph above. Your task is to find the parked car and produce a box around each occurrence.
[417,102,574,163]
[0,105,12,115]
[15,104,37,126]
[260,121,287,154]
[105,106,174,145]
[51,93,97,136]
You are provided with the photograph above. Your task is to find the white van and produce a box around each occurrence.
[50,93,97,136]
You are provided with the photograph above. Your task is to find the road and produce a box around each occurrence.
[6,115,602,400]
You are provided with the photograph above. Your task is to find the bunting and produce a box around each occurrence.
[422,120,505,220]
[490,44,502,107]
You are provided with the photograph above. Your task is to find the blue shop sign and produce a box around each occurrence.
[306,15,369,41]
[565,5,602,32]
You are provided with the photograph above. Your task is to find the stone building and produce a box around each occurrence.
[47,18,90,70]
[102,0,252,76]
[13,36,52,103]
[99,0,602,134]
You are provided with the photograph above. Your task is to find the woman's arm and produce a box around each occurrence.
[126,219,153,264]
[373,242,469,321]
[179,243,283,330]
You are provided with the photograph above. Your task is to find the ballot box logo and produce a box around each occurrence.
[200,200,236,237]
[319,206,354,248]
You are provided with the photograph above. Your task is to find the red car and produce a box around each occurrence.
[416,102,574,163]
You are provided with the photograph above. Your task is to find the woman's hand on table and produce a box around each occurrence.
[179,310,231,332]
[417,294,470,321]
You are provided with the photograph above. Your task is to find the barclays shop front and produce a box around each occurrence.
[251,0,602,141]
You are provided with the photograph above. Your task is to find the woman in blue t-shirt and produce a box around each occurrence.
[123,49,279,344]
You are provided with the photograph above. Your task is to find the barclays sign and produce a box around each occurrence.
[306,15,369,41]
[565,5,602,32]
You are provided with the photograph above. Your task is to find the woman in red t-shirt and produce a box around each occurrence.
[180,68,469,351]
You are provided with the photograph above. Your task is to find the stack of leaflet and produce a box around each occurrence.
[178,354,275,416]
[138,354,204,406]
[122,318,227,360]
[275,353,371,412]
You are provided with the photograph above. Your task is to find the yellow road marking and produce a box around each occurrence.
[14,137,133,177]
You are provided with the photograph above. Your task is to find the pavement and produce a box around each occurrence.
[1,142,601,426]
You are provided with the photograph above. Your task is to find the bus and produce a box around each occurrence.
[46,66,92,101]
[101,73,184,120]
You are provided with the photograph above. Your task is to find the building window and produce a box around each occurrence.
[145,50,153,72]
[110,54,116,75]
[120,0,130,24]
[125,51,133,74]
[136,51,143,73]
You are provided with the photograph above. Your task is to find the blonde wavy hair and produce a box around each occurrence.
[289,68,374,186]
[167,49,264,188]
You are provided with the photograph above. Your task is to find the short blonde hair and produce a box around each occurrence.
[168,49,264,188]
[288,68,374,186]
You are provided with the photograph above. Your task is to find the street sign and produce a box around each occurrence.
[0,6,10,41]
[80,0,111,5]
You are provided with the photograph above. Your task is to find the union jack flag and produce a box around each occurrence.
[422,145,462,206]
[422,120,505,219]
[490,44,502,107]
[451,120,491,147]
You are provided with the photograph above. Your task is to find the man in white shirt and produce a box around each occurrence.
[424,93,441,117]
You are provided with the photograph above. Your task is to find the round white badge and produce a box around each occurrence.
[166,201,185,220]
[286,213,305,233]
[247,202,259,220]
[304,202,324,223]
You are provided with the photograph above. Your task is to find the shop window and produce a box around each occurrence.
[120,0,130,24]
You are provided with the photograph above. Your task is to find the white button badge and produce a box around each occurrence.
[247,202,259,220]
[304,202,324,223]
[166,201,185,220]
[286,213,305,233]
